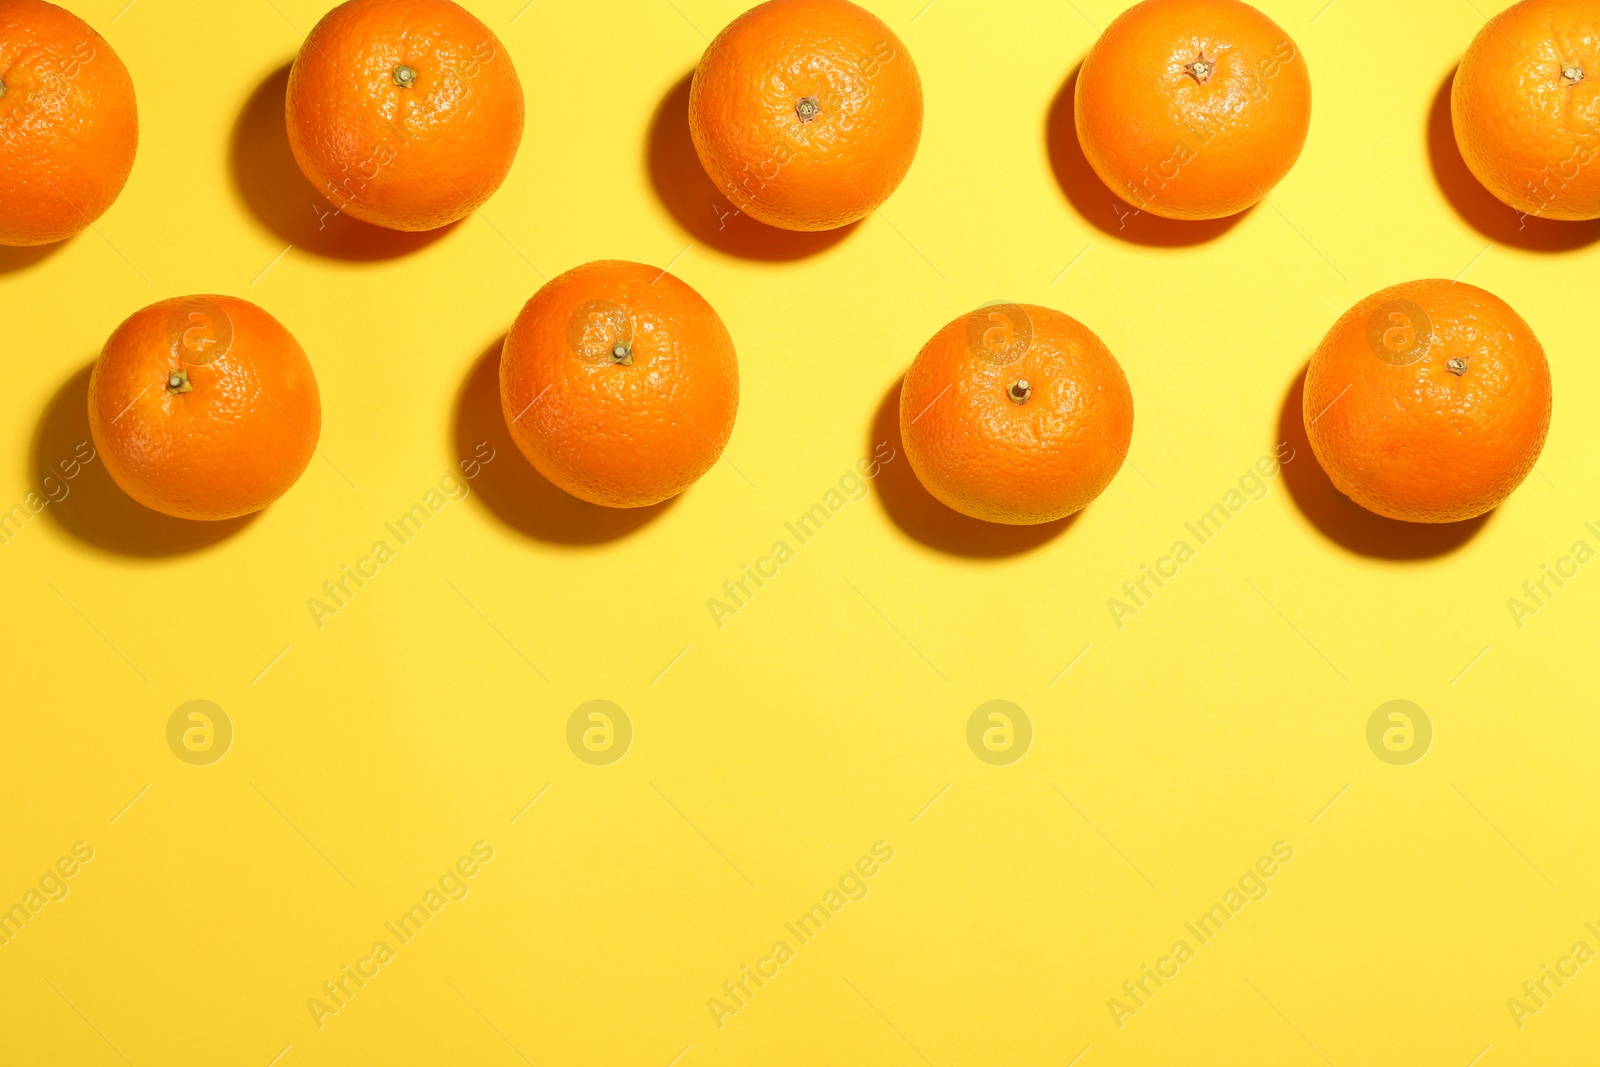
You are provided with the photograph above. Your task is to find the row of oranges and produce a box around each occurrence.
[84,270,1552,530]
[0,0,1581,528]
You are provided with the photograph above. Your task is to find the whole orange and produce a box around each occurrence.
[1303,280,1552,524]
[89,296,322,521]
[1452,0,1600,221]
[688,0,923,232]
[500,261,740,509]
[900,304,1134,525]
[0,0,137,246]
[1074,0,1310,221]
[286,0,524,232]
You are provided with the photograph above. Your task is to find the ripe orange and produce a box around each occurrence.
[88,296,322,521]
[286,0,524,232]
[1452,0,1600,221]
[1303,280,1552,524]
[689,0,923,232]
[500,261,739,509]
[0,0,137,246]
[1074,0,1310,221]
[900,304,1133,525]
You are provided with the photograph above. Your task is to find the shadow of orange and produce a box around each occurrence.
[452,338,676,545]
[0,239,70,275]
[32,363,255,556]
[1427,66,1600,252]
[869,377,1077,558]
[1046,62,1250,247]
[646,71,859,261]
[1278,362,1489,560]
[230,62,458,261]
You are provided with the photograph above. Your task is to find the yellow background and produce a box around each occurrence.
[3,0,1598,1063]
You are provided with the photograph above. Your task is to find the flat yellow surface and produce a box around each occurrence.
[4,0,1600,1063]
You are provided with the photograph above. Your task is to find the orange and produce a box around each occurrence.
[900,304,1134,525]
[1074,0,1310,221]
[499,261,740,509]
[0,0,137,246]
[286,0,524,232]
[688,0,923,232]
[88,296,322,521]
[1303,280,1552,524]
[1451,0,1600,221]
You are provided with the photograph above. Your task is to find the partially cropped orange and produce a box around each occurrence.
[1303,280,1552,524]
[689,0,923,232]
[1075,0,1310,221]
[900,305,1133,525]
[500,261,740,509]
[0,0,137,246]
[1452,0,1600,221]
[89,296,322,521]
[286,0,524,232]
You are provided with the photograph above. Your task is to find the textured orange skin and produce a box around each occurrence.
[1303,280,1552,524]
[500,261,740,509]
[88,297,322,521]
[1452,0,1600,221]
[0,0,137,246]
[286,0,524,232]
[689,0,923,232]
[1075,0,1310,221]
[900,306,1133,526]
